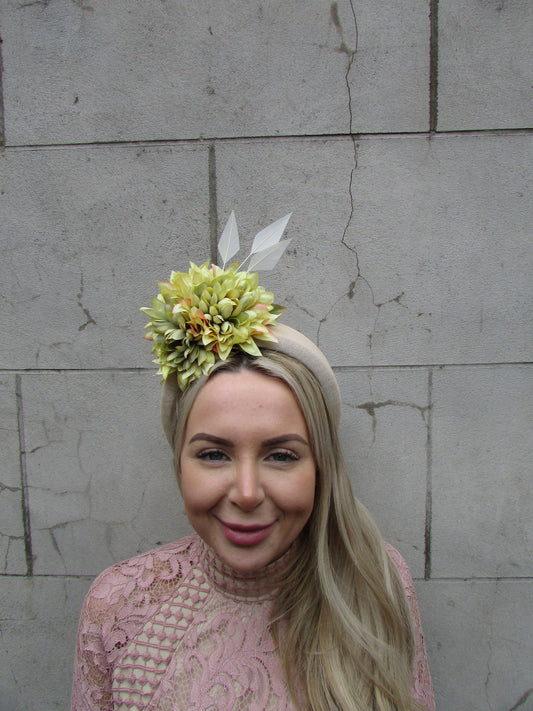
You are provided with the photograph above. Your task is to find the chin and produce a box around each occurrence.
[218,547,277,574]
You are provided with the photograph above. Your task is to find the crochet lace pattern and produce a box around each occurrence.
[71,535,435,711]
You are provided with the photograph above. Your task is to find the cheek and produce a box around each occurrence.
[179,463,226,515]
[279,470,316,518]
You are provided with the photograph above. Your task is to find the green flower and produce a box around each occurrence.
[141,261,285,390]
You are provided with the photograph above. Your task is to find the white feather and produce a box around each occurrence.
[218,211,240,268]
[247,239,292,272]
[250,213,292,255]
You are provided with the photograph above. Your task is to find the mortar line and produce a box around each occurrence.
[424,368,433,580]
[335,361,533,370]
[429,0,439,132]
[0,28,6,146]
[2,572,531,581]
[15,375,33,576]
[0,361,531,376]
[208,143,218,263]
[3,127,531,151]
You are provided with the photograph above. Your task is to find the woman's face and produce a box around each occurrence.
[180,369,316,574]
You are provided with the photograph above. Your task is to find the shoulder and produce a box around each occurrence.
[384,543,416,597]
[85,534,201,607]
[384,545,436,710]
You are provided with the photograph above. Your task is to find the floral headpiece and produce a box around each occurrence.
[141,212,292,391]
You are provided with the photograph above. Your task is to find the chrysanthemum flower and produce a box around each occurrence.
[141,261,284,390]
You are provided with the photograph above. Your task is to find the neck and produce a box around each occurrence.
[197,535,300,600]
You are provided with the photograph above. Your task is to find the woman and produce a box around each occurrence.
[71,216,435,710]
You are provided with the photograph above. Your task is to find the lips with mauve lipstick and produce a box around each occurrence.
[218,520,275,546]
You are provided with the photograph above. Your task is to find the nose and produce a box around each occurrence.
[229,460,265,511]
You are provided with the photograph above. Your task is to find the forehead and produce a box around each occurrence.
[185,369,307,435]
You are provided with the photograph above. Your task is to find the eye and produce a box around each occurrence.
[267,450,299,463]
[197,449,228,462]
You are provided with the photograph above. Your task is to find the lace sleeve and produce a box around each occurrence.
[70,570,114,711]
[70,540,192,711]
[386,545,436,711]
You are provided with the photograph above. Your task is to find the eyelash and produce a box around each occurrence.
[197,449,227,462]
[196,449,300,463]
[268,450,299,463]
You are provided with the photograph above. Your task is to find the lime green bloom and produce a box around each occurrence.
[141,261,285,390]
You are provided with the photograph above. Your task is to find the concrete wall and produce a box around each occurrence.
[0,1,531,709]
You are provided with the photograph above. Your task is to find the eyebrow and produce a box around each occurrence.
[188,433,309,447]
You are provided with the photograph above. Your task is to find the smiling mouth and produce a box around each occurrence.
[218,520,275,546]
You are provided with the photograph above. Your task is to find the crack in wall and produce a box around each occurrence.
[483,578,499,710]
[368,290,429,355]
[356,398,429,420]
[1,534,24,573]
[337,0,359,254]
[18,1,53,7]
[340,141,358,254]
[367,293,411,352]
[314,12,382,354]
[344,0,358,132]
[77,274,96,332]
[333,2,385,357]
[18,0,94,8]
[330,1,359,87]
[330,1,436,357]
[7,662,23,699]
[509,688,533,711]
[316,277,369,347]
[15,375,33,576]
[76,430,91,482]
[375,292,407,309]
[49,528,66,570]
[0,481,20,493]
[356,398,430,445]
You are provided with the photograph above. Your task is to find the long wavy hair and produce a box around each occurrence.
[172,350,425,711]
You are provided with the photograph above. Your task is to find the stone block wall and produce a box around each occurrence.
[0,2,531,709]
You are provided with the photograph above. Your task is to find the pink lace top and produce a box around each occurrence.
[71,534,435,710]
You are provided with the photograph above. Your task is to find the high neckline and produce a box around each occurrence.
[197,534,299,600]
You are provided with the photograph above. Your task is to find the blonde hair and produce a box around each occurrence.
[173,351,425,711]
